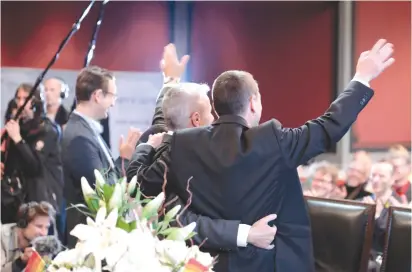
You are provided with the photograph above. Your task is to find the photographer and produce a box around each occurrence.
[1,201,55,272]
[1,83,63,227]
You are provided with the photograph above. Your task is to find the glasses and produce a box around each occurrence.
[104,91,117,100]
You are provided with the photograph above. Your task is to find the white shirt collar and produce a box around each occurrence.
[73,110,104,134]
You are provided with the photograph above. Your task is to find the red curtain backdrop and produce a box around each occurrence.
[1,1,169,71]
[352,1,411,149]
[190,2,338,127]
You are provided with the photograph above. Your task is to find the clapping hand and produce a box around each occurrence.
[355,39,395,83]
[119,127,142,160]
[161,43,190,79]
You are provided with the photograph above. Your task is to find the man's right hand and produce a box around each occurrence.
[20,247,34,263]
[355,39,395,83]
[147,133,166,149]
[161,43,190,79]
[247,214,277,249]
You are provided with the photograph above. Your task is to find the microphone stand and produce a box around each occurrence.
[1,0,96,144]
[72,0,111,147]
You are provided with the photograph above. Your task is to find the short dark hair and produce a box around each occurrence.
[17,201,55,225]
[75,66,114,102]
[212,70,258,115]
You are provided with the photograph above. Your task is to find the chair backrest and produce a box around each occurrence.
[380,206,412,272]
[306,196,376,272]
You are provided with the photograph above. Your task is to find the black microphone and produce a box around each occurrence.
[31,235,63,259]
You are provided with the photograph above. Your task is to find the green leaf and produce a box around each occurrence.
[159,227,179,236]
[116,217,131,232]
[102,184,115,202]
[129,220,137,231]
[185,231,197,240]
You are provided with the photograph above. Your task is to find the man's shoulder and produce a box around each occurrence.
[1,223,17,239]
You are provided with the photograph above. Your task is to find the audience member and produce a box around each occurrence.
[345,151,373,200]
[1,202,55,272]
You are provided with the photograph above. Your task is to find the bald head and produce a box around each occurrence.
[162,82,214,130]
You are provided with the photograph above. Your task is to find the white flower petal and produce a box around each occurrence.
[105,208,119,228]
[95,207,107,225]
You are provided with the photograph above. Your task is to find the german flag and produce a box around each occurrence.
[183,258,209,272]
[25,250,46,272]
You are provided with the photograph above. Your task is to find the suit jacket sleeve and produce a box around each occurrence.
[129,143,168,197]
[168,196,240,251]
[272,81,374,168]
[151,85,174,127]
[133,141,241,250]
[66,136,105,188]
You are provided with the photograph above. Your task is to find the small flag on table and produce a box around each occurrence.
[25,250,46,272]
[183,258,209,272]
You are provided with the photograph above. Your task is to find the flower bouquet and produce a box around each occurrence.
[47,170,215,272]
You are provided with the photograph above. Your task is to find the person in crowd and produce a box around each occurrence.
[362,160,398,218]
[303,162,342,198]
[127,43,278,251]
[1,201,55,272]
[62,66,141,248]
[1,83,63,226]
[133,39,394,271]
[39,77,70,243]
[41,77,70,129]
[345,150,373,200]
[388,144,411,201]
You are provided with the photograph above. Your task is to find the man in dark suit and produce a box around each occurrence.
[62,66,140,248]
[128,44,278,252]
[135,39,395,271]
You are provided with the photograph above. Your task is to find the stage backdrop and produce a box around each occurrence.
[1,67,162,158]
[352,1,411,150]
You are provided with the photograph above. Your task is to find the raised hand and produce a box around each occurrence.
[160,43,190,79]
[355,39,395,83]
[119,127,142,160]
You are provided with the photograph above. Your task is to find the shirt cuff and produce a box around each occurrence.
[237,224,251,247]
[352,76,370,88]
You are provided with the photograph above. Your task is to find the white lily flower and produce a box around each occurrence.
[164,205,181,221]
[156,239,189,266]
[186,246,215,268]
[94,169,106,189]
[119,177,127,195]
[166,222,197,241]
[108,183,122,211]
[127,176,137,196]
[81,177,96,196]
[142,192,164,218]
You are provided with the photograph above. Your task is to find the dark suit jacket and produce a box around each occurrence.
[140,81,374,272]
[127,84,242,251]
[62,113,129,248]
